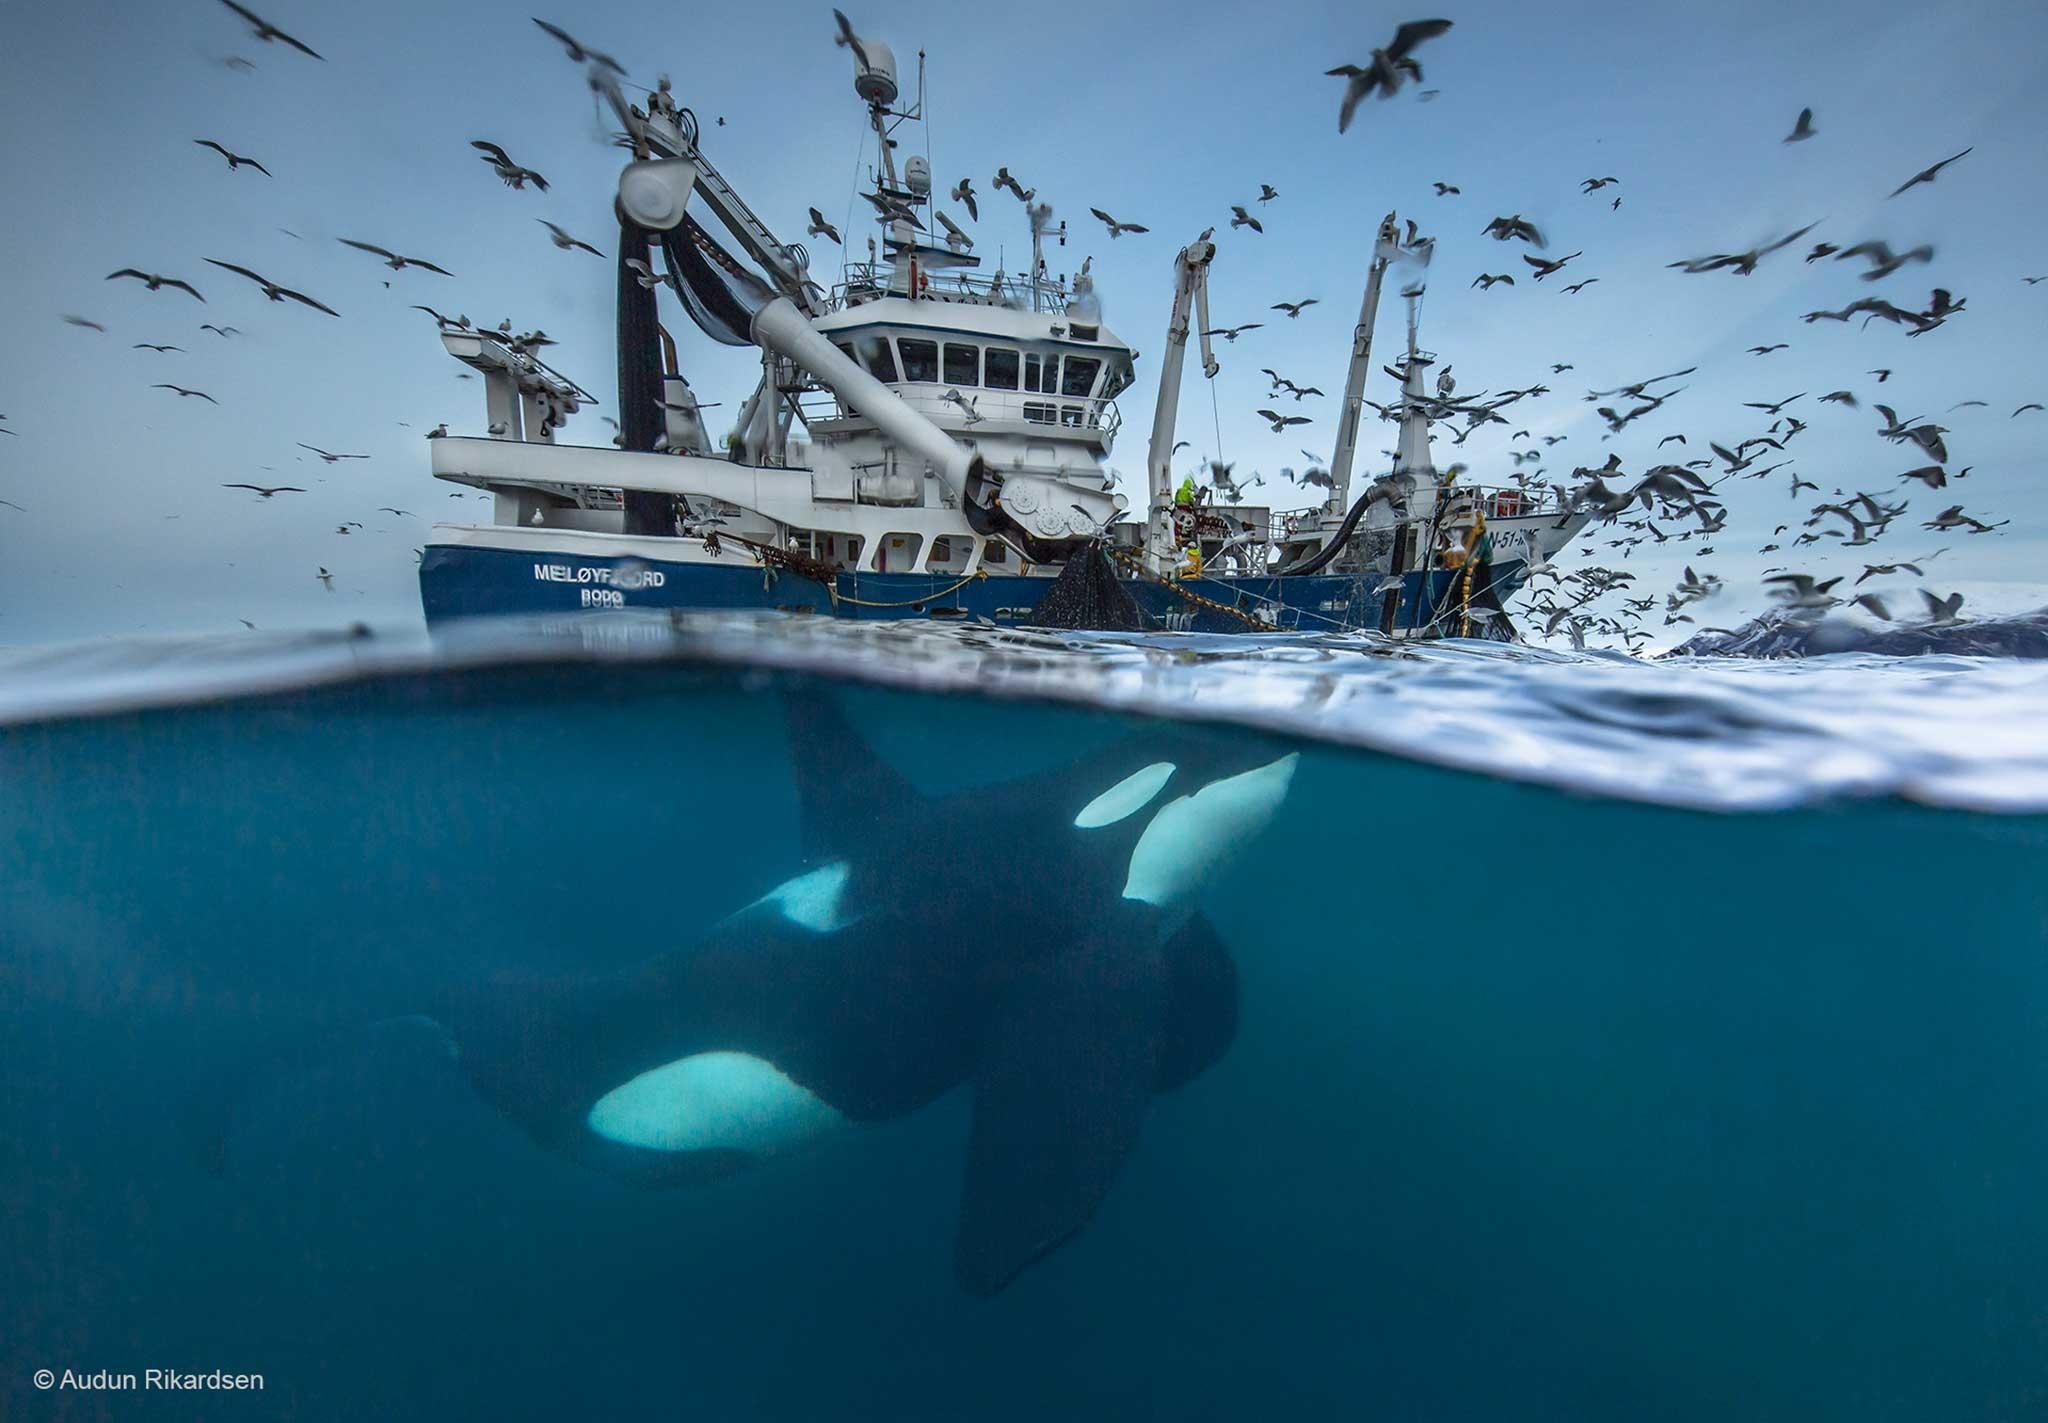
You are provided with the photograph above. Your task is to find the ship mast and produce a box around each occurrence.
[1325,212,1402,521]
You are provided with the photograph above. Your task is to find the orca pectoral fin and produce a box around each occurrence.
[956,935,1167,1296]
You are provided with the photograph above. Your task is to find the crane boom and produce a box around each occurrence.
[1325,213,1404,518]
[1144,234,1220,571]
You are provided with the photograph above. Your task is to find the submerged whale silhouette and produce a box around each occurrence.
[206,693,1299,1294]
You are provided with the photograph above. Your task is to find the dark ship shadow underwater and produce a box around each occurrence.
[4,656,2047,1420]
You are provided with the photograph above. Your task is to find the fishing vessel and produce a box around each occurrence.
[417,19,1591,637]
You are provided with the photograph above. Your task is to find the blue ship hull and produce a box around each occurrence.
[419,542,1531,637]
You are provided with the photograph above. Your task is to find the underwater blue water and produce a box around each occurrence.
[4,616,2047,1420]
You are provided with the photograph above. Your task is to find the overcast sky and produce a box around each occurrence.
[1,0,2042,646]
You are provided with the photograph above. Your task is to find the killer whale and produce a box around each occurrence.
[209,693,1299,1294]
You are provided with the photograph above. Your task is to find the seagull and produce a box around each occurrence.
[132,342,184,353]
[152,384,218,403]
[992,167,1031,202]
[1256,408,1311,432]
[1523,250,1582,280]
[624,258,666,290]
[940,388,985,425]
[1855,561,1923,584]
[1897,465,1947,488]
[316,567,334,589]
[1471,272,1514,289]
[949,179,978,221]
[199,323,239,338]
[1805,242,1839,262]
[2016,403,2046,417]
[830,9,871,75]
[1089,207,1149,239]
[63,313,107,332]
[1482,214,1544,246]
[339,239,453,275]
[1433,182,1460,196]
[1561,279,1599,294]
[1270,298,1319,317]
[376,508,414,517]
[1667,222,1818,276]
[204,259,339,315]
[216,0,321,59]
[1919,590,1967,625]
[1836,240,1935,281]
[532,17,625,75]
[806,208,842,244]
[297,443,368,462]
[1580,176,1619,193]
[427,424,449,438]
[193,139,270,175]
[1888,147,1970,199]
[1869,369,1892,383]
[1743,393,1806,416]
[222,483,304,497]
[470,140,548,191]
[1201,323,1262,342]
[1819,390,1858,406]
[1784,107,1816,143]
[107,269,205,300]
[537,220,604,257]
[1229,206,1263,233]
[1327,19,1453,132]
[1748,344,1790,355]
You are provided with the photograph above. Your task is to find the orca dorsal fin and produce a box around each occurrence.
[782,689,923,865]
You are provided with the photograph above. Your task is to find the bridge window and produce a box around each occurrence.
[1101,363,1133,400]
[943,342,978,386]
[898,338,939,383]
[1061,356,1101,398]
[1025,353,1059,393]
[1023,402,1056,424]
[984,347,1019,390]
[855,334,898,383]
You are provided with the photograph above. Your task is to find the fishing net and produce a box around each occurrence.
[1027,543,1150,631]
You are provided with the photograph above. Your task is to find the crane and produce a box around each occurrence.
[1324,213,1404,520]
[1143,233,1221,572]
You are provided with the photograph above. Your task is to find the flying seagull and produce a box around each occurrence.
[806,207,842,244]
[193,139,270,175]
[339,239,454,276]
[222,483,304,497]
[1201,323,1263,342]
[1482,214,1545,246]
[1523,250,1583,280]
[950,179,978,221]
[537,220,604,257]
[133,342,184,353]
[1433,182,1460,196]
[1888,147,1970,199]
[152,384,218,403]
[217,0,322,59]
[62,315,107,332]
[297,443,368,463]
[1784,108,1815,143]
[1327,19,1453,133]
[1580,176,1619,192]
[1471,273,1514,289]
[831,10,871,77]
[471,140,548,191]
[1270,299,1319,318]
[1229,206,1263,233]
[1089,207,1150,239]
[107,269,205,300]
[532,17,625,75]
[204,259,340,315]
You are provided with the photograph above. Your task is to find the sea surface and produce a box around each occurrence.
[4,613,2046,1421]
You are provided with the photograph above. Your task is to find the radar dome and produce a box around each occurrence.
[903,154,931,196]
[851,37,899,106]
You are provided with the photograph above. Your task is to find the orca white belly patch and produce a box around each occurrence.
[585,1051,847,1154]
[1074,762,1177,828]
[746,860,857,933]
[1123,753,1300,906]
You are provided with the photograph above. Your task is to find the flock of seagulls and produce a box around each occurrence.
[11,5,2031,649]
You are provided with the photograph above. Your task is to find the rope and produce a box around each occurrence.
[1105,545,1278,632]
[830,569,988,609]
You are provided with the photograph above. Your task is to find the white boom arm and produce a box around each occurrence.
[1326,213,1404,518]
[1144,234,1220,571]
